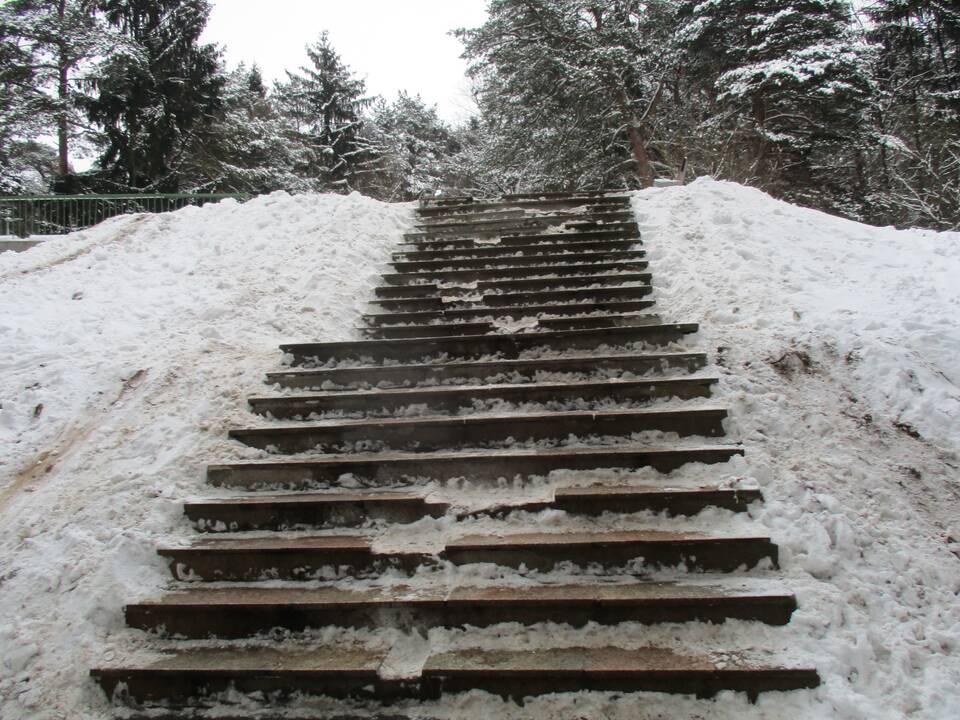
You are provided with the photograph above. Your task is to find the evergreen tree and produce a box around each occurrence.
[274,32,374,192]
[864,0,960,228]
[180,64,316,193]
[362,92,457,200]
[84,0,223,191]
[458,0,681,191]
[678,0,872,213]
[0,1,109,179]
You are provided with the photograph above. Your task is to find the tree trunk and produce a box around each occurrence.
[56,0,69,177]
[627,123,654,188]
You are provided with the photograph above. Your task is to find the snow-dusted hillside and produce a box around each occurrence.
[0,181,958,719]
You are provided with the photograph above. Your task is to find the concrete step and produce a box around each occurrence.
[392,237,638,261]
[250,377,716,418]
[157,529,775,581]
[381,259,649,286]
[358,313,662,339]
[126,581,795,637]
[91,645,818,705]
[390,249,645,273]
[372,272,652,299]
[282,324,696,366]
[361,299,658,326]
[184,491,450,532]
[207,445,743,490]
[401,225,638,249]
[228,407,729,454]
[371,285,654,312]
[405,221,640,243]
[187,484,761,534]
[265,351,704,390]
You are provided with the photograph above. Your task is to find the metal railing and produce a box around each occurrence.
[0,193,250,237]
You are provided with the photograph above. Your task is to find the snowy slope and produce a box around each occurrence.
[632,179,960,718]
[0,192,411,718]
[0,181,958,719]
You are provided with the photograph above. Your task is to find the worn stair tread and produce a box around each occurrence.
[206,444,744,488]
[390,250,646,272]
[392,238,639,261]
[366,311,660,327]
[282,323,697,365]
[358,313,661,338]
[372,285,655,312]
[228,406,729,453]
[187,490,430,507]
[422,646,820,698]
[185,491,450,532]
[415,210,633,231]
[373,271,652,299]
[160,535,375,553]
[248,377,717,417]
[361,300,659,325]
[265,351,705,390]
[401,225,639,249]
[417,195,630,216]
[442,530,778,572]
[381,260,650,285]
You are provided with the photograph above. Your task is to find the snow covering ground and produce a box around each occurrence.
[0,180,958,719]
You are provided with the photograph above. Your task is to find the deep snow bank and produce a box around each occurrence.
[634,179,960,718]
[0,192,411,718]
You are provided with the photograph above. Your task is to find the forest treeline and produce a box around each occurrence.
[1,1,958,230]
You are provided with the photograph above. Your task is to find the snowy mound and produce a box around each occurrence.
[0,182,958,719]
[636,178,960,455]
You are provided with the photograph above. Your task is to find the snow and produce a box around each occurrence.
[1,179,959,719]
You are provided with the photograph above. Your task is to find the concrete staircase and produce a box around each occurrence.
[91,191,819,715]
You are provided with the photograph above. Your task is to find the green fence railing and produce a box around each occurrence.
[0,193,250,237]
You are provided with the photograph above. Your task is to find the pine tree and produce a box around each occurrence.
[274,32,373,192]
[678,0,872,212]
[864,0,960,228]
[362,92,457,200]
[84,0,223,191]
[457,0,681,191]
[179,64,316,193]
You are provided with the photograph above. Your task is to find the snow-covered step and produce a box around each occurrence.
[389,249,645,273]
[124,581,796,638]
[417,194,630,218]
[91,645,818,706]
[392,237,638,261]
[416,208,633,230]
[401,224,639,248]
[443,529,778,573]
[359,313,662,338]
[184,490,450,531]
[361,299,658,326]
[228,407,728,454]
[372,285,654,312]
[265,351,702,390]
[185,484,760,534]
[249,377,715,417]
[282,324,696,366]
[157,529,776,581]
[206,445,743,490]
[380,259,650,285]
[372,271,652,299]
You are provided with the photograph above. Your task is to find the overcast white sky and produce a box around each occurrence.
[201,0,489,123]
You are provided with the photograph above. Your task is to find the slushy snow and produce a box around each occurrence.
[0,180,958,719]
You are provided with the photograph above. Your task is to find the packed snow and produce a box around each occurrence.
[1,180,958,719]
